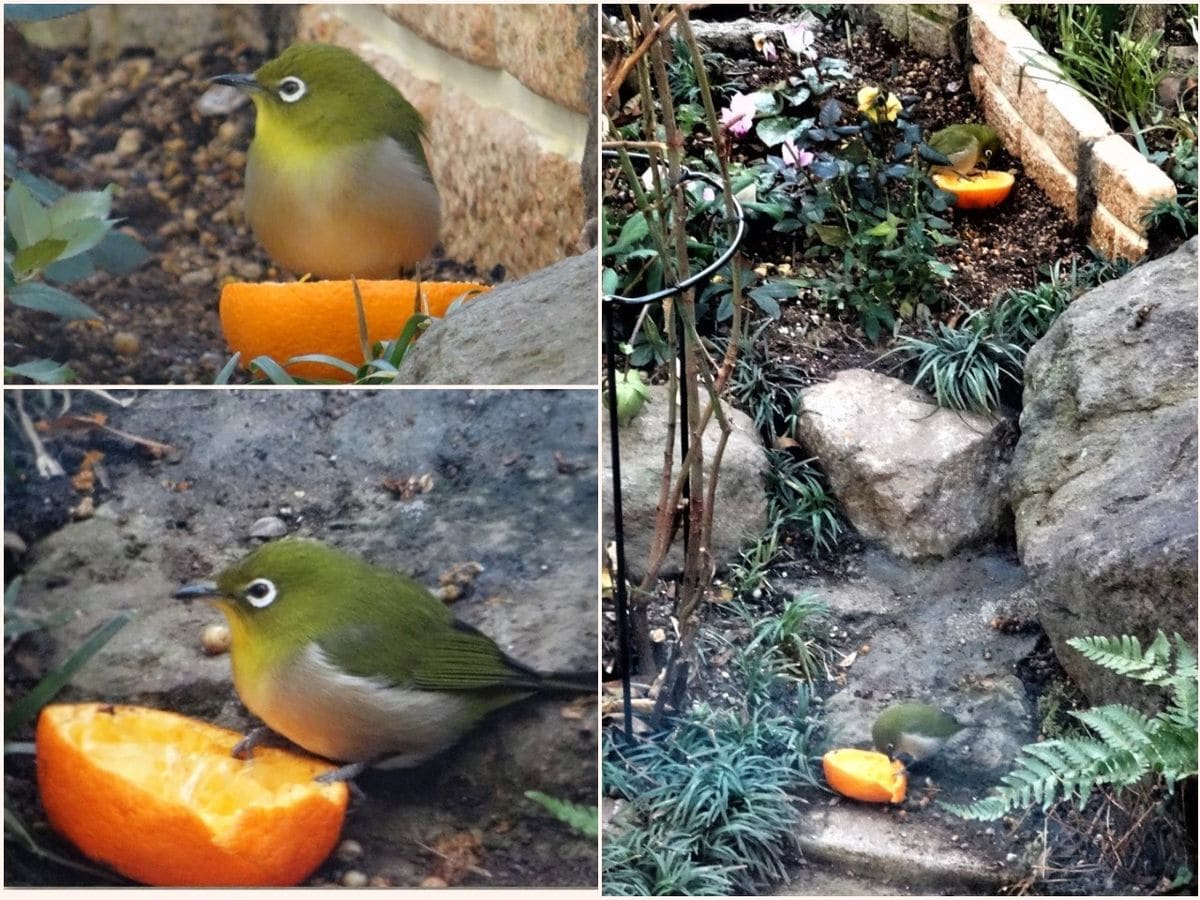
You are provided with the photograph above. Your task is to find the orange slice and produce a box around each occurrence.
[822,747,908,804]
[36,703,348,886]
[219,279,490,382]
[932,170,1015,209]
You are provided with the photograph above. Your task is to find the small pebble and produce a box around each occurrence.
[421,876,448,888]
[180,269,215,288]
[201,623,231,656]
[112,331,140,357]
[249,516,288,539]
[340,870,368,888]
[336,839,363,863]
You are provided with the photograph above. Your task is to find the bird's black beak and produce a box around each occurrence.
[208,73,260,93]
[173,581,222,604]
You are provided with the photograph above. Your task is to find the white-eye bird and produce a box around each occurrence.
[211,44,441,279]
[872,701,966,766]
[174,539,594,781]
[926,123,1001,176]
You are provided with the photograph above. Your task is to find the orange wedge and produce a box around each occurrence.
[931,170,1015,209]
[822,748,908,804]
[219,279,490,382]
[36,703,348,886]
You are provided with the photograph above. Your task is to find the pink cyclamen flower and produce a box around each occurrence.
[782,138,814,169]
[782,23,818,61]
[720,91,757,137]
[761,39,778,62]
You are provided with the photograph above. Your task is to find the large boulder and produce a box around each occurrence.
[1011,238,1198,707]
[602,383,768,580]
[797,369,1016,559]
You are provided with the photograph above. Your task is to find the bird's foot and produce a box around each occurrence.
[315,761,368,784]
[232,726,279,760]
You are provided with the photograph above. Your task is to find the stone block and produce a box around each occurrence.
[383,4,499,68]
[1090,203,1149,263]
[495,5,593,114]
[908,8,956,58]
[1090,134,1177,235]
[1017,126,1080,221]
[1039,79,1111,172]
[875,4,910,40]
[970,65,1024,158]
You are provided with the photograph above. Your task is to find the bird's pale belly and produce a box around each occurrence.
[245,140,440,280]
[236,643,478,766]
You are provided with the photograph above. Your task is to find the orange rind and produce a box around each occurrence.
[219,279,490,382]
[822,747,908,804]
[932,170,1015,209]
[36,703,348,886]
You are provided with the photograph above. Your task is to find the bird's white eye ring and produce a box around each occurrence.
[244,578,277,608]
[278,76,306,103]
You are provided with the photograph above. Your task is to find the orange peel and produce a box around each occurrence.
[219,279,490,382]
[822,747,908,804]
[932,170,1015,209]
[36,702,348,886]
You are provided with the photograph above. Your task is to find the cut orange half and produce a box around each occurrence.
[822,747,908,804]
[36,703,348,886]
[932,170,1015,209]
[219,279,490,382]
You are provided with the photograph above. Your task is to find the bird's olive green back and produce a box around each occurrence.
[251,43,430,168]
[215,539,543,696]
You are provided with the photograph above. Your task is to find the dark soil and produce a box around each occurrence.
[4,43,492,385]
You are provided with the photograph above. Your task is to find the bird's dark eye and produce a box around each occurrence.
[277,76,307,103]
[244,578,277,608]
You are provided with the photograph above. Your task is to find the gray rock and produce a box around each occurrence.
[797,369,1016,559]
[398,250,597,386]
[1011,237,1198,708]
[602,382,768,580]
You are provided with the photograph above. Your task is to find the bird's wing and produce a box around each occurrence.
[412,620,545,692]
[315,618,542,693]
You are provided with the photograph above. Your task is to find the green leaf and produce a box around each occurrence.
[5,181,50,248]
[4,358,75,383]
[12,237,69,279]
[48,186,113,226]
[247,356,299,384]
[44,252,95,283]
[525,791,598,838]
[811,223,848,247]
[51,216,110,261]
[213,353,241,384]
[755,116,806,148]
[4,613,131,739]
[613,211,650,252]
[90,229,149,275]
[7,282,100,320]
[602,266,619,296]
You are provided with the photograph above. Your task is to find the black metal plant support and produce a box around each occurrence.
[602,151,745,740]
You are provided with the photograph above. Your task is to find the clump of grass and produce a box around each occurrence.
[881,312,1025,415]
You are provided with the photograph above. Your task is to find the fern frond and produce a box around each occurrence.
[1072,704,1156,755]
[1067,632,1173,685]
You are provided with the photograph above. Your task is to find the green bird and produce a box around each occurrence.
[926,124,1002,176]
[174,539,593,781]
[210,44,441,280]
[871,701,966,766]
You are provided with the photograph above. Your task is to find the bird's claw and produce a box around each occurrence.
[231,726,273,760]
